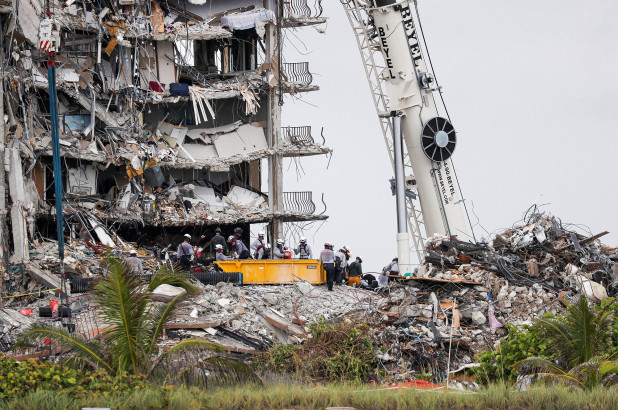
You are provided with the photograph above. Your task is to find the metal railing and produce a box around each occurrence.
[282,191,317,215]
[282,126,314,144]
[282,62,313,86]
[283,0,324,18]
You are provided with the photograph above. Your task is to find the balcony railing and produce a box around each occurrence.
[283,0,324,18]
[282,62,313,86]
[282,191,317,215]
[282,126,314,144]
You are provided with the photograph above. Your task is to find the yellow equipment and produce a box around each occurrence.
[215,259,325,285]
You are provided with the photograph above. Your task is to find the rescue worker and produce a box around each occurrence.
[209,228,226,254]
[334,248,346,285]
[273,239,285,259]
[228,235,250,259]
[348,257,363,287]
[251,231,268,259]
[359,273,378,290]
[383,257,400,282]
[177,234,194,270]
[320,242,336,291]
[294,237,313,259]
[215,244,234,261]
[126,250,143,274]
[234,226,243,239]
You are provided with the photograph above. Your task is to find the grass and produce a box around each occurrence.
[2,383,618,409]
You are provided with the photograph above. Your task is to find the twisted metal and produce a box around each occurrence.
[282,126,314,144]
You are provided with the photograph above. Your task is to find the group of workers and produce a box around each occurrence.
[319,240,400,291]
[125,230,400,290]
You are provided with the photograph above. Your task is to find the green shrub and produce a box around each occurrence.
[0,355,147,400]
[471,322,556,384]
[255,320,376,383]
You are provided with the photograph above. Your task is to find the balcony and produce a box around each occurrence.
[282,0,326,27]
[282,62,319,93]
[283,191,317,215]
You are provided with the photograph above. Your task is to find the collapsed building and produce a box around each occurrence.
[0,0,330,292]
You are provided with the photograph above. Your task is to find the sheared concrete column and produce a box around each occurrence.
[7,146,29,262]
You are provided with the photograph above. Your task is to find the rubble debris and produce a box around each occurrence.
[150,284,187,303]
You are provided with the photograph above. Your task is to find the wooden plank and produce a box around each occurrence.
[164,322,220,329]
[263,313,306,338]
[403,276,482,286]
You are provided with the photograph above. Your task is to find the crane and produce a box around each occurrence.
[341,0,471,274]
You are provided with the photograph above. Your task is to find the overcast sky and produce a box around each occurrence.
[271,0,618,273]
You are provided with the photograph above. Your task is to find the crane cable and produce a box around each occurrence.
[413,0,477,243]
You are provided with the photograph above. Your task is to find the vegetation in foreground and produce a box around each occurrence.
[13,257,258,387]
[254,319,376,383]
[472,296,618,389]
[2,382,618,409]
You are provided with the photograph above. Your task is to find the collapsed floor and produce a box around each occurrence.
[1,209,617,386]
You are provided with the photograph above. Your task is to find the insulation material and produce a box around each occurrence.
[193,186,225,212]
[68,165,97,195]
[212,124,267,158]
[17,0,42,45]
[156,41,176,85]
[224,186,265,208]
[189,86,216,124]
[177,143,218,160]
[158,122,188,146]
[220,8,275,31]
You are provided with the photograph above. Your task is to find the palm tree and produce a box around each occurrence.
[514,295,618,389]
[15,257,259,386]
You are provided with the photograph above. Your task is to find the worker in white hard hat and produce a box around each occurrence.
[251,231,268,259]
[227,234,250,259]
[215,244,234,261]
[176,233,194,270]
[320,242,336,291]
[273,239,285,259]
[126,249,143,274]
[294,237,313,259]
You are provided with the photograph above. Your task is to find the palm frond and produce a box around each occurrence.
[14,323,115,375]
[142,292,186,356]
[513,356,568,376]
[94,257,148,374]
[154,352,261,387]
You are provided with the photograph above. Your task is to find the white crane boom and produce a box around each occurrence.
[342,0,470,271]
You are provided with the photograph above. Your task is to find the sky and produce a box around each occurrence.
[268,0,618,273]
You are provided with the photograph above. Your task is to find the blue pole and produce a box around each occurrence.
[47,62,64,262]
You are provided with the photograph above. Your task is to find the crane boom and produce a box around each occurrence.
[343,0,469,261]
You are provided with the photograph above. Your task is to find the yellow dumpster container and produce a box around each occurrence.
[215,259,325,285]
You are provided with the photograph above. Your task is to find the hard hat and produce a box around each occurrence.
[324,242,332,248]
[276,239,284,245]
[215,244,223,250]
[234,227,243,234]
[184,234,191,239]
[299,237,307,243]
[129,250,137,255]
[258,231,265,237]
[227,235,236,243]
[264,243,271,249]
